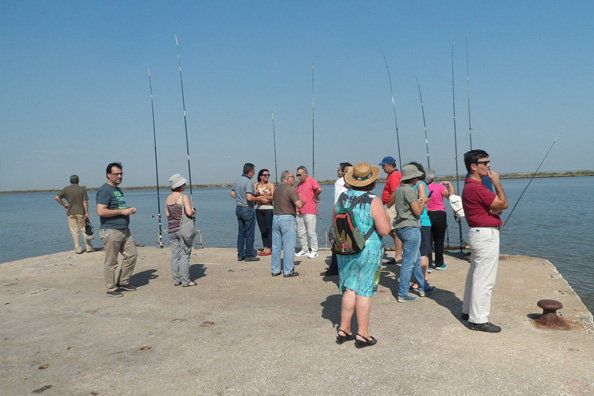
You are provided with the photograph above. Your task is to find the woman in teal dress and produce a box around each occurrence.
[334,162,390,348]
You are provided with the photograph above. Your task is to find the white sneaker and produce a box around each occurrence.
[295,250,309,257]
[308,251,319,259]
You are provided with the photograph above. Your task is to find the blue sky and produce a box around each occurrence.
[1,1,592,191]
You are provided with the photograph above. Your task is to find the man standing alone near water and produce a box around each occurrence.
[55,175,95,254]
[461,150,508,333]
[295,166,322,259]
[96,162,138,297]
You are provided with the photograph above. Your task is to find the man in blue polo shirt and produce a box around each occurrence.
[231,163,269,262]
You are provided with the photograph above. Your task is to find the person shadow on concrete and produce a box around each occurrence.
[320,294,345,330]
[130,269,158,287]
[190,264,207,281]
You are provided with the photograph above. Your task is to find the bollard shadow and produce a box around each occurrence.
[190,264,207,281]
[130,269,158,287]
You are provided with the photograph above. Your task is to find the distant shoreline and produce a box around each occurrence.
[2,170,592,194]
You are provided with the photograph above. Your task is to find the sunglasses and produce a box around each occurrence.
[476,161,490,165]
[262,174,270,177]
[296,173,303,177]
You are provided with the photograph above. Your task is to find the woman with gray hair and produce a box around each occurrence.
[425,169,455,270]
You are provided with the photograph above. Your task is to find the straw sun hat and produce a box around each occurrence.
[344,162,381,187]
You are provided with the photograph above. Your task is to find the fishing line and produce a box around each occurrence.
[147,68,163,248]
[311,64,315,178]
[381,50,403,169]
[502,133,561,229]
[272,112,278,186]
[175,34,194,207]
[415,76,430,169]
[451,46,464,253]
[466,37,473,150]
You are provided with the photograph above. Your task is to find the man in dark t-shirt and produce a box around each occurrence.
[96,162,138,297]
[461,150,508,333]
[55,174,94,254]
[271,170,304,278]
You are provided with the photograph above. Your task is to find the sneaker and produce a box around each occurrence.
[469,322,501,333]
[418,285,436,297]
[461,313,470,321]
[283,271,300,278]
[427,267,432,273]
[106,290,124,297]
[397,294,418,302]
[308,251,319,259]
[245,256,260,262]
[117,284,137,291]
[295,250,309,257]
[435,263,447,270]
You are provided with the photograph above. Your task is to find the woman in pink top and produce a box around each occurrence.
[426,169,455,270]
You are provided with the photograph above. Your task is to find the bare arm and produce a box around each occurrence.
[83,200,89,219]
[230,190,236,199]
[370,197,391,236]
[313,187,322,203]
[96,204,136,217]
[386,191,395,208]
[55,196,68,210]
[182,194,196,216]
[488,171,508,212]
[246,194,268,204]
[410,196,430,217]
[294,199,304,209]
[441,181,454,198]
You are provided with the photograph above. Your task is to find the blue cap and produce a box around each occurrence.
[378,156,397,166]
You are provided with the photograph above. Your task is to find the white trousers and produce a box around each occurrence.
[296,213,318,253]
[463,228,500,324]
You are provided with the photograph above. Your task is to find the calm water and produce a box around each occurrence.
[1,177,592,312]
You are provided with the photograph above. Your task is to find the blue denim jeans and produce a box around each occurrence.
[396,226,428,297]
[236,207,256,259]
[271,214,297,275]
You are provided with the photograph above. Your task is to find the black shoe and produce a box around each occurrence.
[320,269,339,276]
[106,290,124,297]
[271,272,282,277]
[469,322,501,333]
[336,329,355,344]
[354,334,377,349]
[238,256,245,261]
[117,284,137,291]
[461,313,469,321]
[283,271,299,278]
[245,256,260,262]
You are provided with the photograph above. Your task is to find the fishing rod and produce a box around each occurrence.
[147,68,163,248]
[311,64,315,178]
[451,46,464,253]
[272,112,278,186]
[381,50,403,169]
[466,37,473,150]
[175,33,194,208]
[415,75,430,169]
[502,133,561,229]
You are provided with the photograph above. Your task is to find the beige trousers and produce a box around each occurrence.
[68,214,93,253]
[100,228,138,292]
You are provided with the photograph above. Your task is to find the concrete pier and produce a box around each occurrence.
[1,248,592,395]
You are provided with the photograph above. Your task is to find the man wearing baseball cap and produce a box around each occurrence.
[55,174,94,254]
[378,156,402,264]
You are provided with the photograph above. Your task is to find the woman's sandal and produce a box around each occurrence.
[182,281,196,287]
[336,329,356,344]
[354,334,377,349]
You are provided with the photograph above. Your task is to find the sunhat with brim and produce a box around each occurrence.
[344,162,381,187]
[400,164,424,182]
[169,174,187,189]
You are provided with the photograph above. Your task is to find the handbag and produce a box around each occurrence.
[83,218,94,240]
[180,195,198,246]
